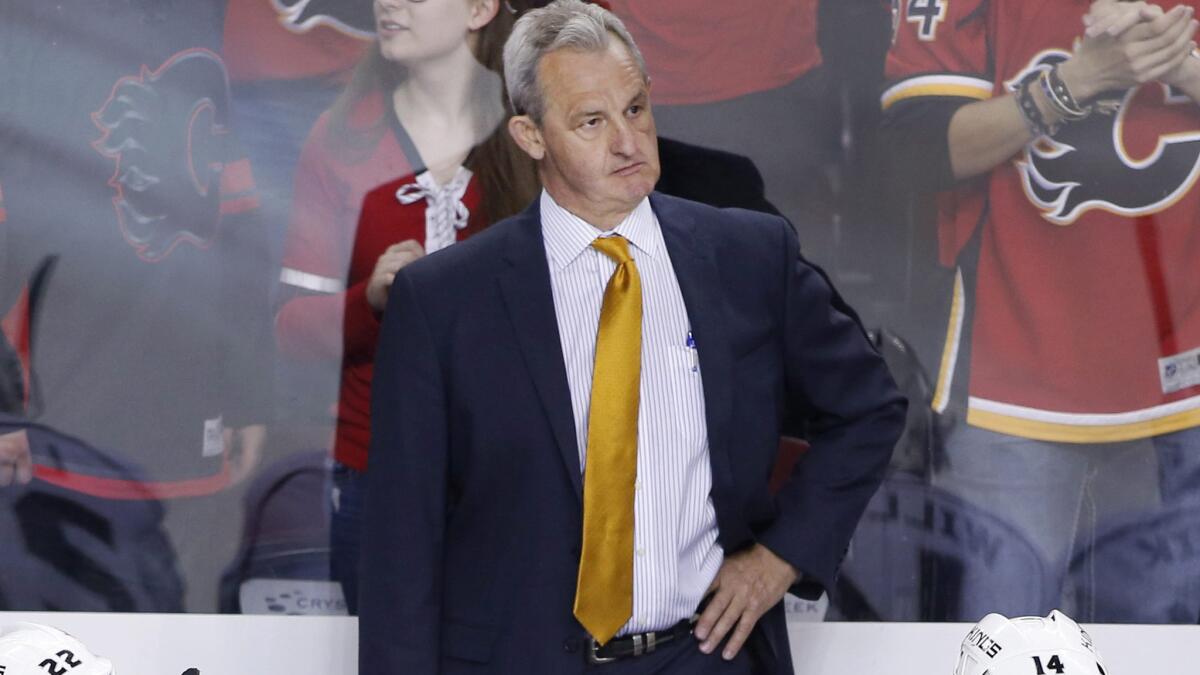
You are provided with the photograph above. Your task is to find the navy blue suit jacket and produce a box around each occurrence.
[360,193,905,674]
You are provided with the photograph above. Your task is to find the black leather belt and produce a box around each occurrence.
[586,618,696,665]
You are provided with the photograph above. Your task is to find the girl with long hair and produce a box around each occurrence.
[275,0,538,613]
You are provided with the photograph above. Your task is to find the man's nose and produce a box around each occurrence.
[609,118,638,157]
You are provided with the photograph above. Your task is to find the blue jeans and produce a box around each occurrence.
[933,424,1200,622]
[330,461,367,615]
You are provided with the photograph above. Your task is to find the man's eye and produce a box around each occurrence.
[628,105,643,116]
[582,117,601,128]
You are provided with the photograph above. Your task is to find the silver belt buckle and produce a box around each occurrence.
[587,638,618,665]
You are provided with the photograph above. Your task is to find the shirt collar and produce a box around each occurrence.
[540,190,662,270]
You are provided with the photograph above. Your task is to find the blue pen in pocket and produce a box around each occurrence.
[686,330,699,372]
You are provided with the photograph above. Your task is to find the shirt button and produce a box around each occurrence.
[634,480,643,491]
[636,547,646,557]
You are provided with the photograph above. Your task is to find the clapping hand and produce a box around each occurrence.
[1062,2,1198,100]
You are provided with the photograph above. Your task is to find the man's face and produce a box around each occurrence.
[526,39,660,227]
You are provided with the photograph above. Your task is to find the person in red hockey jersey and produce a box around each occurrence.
[882,0,1200,621]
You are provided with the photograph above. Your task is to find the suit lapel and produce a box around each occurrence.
[652,194,738,527]
[497,201,583,503]
[495,194,742,512]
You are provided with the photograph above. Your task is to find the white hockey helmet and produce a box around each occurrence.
[954,610,1106,675]
[0,622,114,675]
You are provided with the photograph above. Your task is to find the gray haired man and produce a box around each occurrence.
[359,1,904,673]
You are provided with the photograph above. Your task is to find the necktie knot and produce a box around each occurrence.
[592,235,634,265]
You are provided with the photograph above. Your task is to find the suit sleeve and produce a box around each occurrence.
[359,268,447,674]
[756,220,907,599]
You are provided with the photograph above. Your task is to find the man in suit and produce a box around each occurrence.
[359,1,905,672]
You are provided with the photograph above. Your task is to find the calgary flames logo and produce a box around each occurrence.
[272,0,375,38]
[1011,50,1200,225]
[91,50,233,262]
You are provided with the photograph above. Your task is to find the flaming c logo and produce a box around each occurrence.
[272,0,375,38]
[1011,50,1200,225]
[91,50,233,262]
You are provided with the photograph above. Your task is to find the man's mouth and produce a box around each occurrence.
[613,162,645,177]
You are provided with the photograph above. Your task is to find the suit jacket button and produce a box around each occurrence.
[563,638,580,653]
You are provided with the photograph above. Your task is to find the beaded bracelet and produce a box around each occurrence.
[1039,71,1087,122]
[1016,74,1055,138]
[1042,67,1090,121]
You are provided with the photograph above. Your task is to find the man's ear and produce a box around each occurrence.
[507,115,545,161]
[468,0,500,31]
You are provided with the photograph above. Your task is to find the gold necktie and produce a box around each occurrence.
[573,235,642,646]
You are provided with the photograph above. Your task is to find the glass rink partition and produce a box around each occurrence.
[2,0,1199,637]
